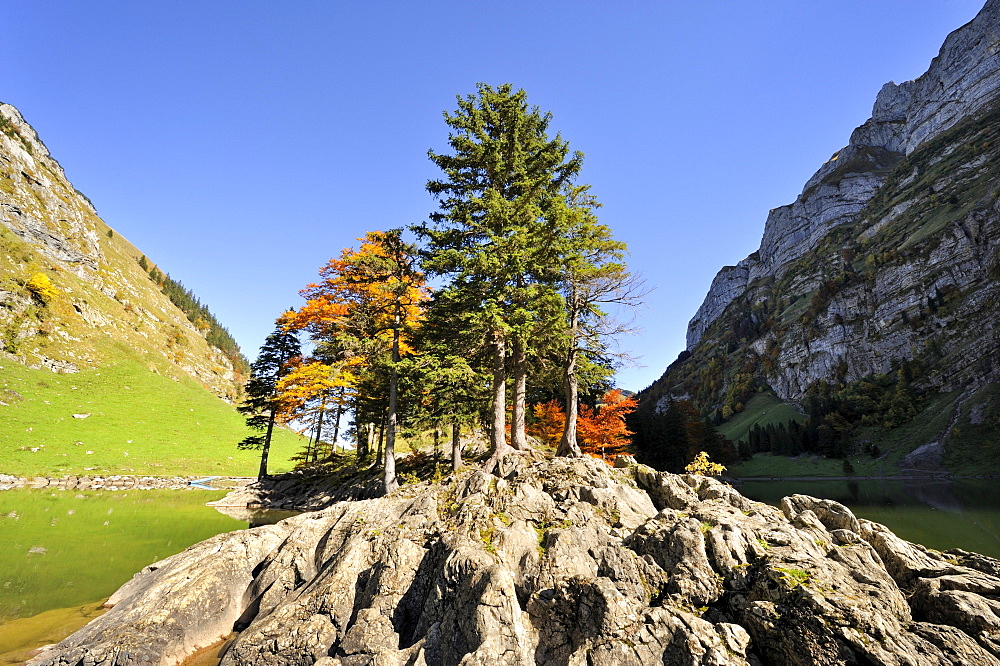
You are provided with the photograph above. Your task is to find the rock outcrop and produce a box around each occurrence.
[29,457,1000,665]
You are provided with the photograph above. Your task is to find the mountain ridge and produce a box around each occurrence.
[688,0,1000,351]
[0,100,245,399]
[647,0,1000,474]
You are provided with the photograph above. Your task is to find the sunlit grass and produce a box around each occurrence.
[0,359,305,477]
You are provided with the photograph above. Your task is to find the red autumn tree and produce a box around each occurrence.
[577,389,637,462]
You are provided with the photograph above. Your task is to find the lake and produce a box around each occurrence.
[1,478,997,663]
[737,477,1000,559]
[0,487,294,663]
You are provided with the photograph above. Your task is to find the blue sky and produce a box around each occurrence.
[2,1,986,391]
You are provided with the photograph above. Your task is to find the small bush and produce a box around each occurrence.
[26,272,59,304]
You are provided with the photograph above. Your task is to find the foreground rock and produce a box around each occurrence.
[29,457,1000,665]
[207,465,384,512]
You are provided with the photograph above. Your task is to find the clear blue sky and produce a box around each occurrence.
[2,1,986,391]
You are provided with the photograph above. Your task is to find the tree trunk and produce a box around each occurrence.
[511,336,530,451]
[313,397,326,463]
[330,387,344,457]
[558,291,584,457]
[374,412,386,471]
[258,407,276,481]
[484,330,514,474]
[384,325,401,494]
[355,422,367,460]
[451,420,462,471]
[303,434,313,466]
[433,423,441,467]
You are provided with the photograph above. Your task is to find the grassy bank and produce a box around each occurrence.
[0,359,305,477]
[725,389,1000,478]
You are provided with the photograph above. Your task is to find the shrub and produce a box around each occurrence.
[26,272,59,303]
[685,451,726,476]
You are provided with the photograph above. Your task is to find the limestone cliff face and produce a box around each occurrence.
[27,457,1000,665]
[0,104,104,276]
[687,0,1000,353]
[671,0,1000,428]
[0,102,244,398]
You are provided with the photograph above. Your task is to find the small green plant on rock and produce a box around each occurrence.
[775,567,810,587]
[480,527,497,554]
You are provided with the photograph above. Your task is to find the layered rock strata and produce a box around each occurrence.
[676,0,1000,408]
[29,457,1000,666]
[687,0,1000,352]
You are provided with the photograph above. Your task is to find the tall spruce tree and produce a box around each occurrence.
[238,322,301,481]
[419,83,582,472]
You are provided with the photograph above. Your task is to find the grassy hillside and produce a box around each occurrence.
[728,391,962,478]
[0,354,305,477]
[945,383,1000,476]
[715,391,806,443]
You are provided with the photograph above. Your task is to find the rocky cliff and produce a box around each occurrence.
[687,0,1000,352]
[0,102,244,398]
[651,0,1000,470]
[27,457,1000,665]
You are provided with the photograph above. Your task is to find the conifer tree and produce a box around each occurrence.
[548,184,645,457]
[419,83,582,473]
[238,322,301,481]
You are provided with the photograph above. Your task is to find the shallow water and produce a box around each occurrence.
[0,487,294,662]
[737,477,1000,559]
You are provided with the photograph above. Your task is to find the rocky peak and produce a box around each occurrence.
[28,456,1000,665]
[1,102,104,275]
[687,0,1000,349]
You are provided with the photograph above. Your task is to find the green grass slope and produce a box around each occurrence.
[728,391,964,478]
[715,390,806,443]
[0,355,304,477]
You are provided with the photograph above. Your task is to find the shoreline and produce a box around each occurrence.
[731,474,1000,482]
[0,474,254,492]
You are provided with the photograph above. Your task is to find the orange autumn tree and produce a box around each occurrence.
[282,229,429,492]
[529,400,566,448]
[577,389,638,462]
[275,357,358,462]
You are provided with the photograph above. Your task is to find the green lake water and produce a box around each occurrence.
[0,487,298,662]
[737,478,1000,559]
[0,489,247,623]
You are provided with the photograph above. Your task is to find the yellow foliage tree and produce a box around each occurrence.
[282,229,429,492]
[26,272,59,303]
[684,451,726,476]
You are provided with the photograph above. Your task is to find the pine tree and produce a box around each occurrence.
[419,83,583,473]
[238,323,301,481]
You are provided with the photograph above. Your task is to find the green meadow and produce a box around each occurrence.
[0,359,305,477]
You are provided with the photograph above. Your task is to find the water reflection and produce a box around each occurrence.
[209,505,300,527]
[737,477,1000,558]
[0,489,251,623]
